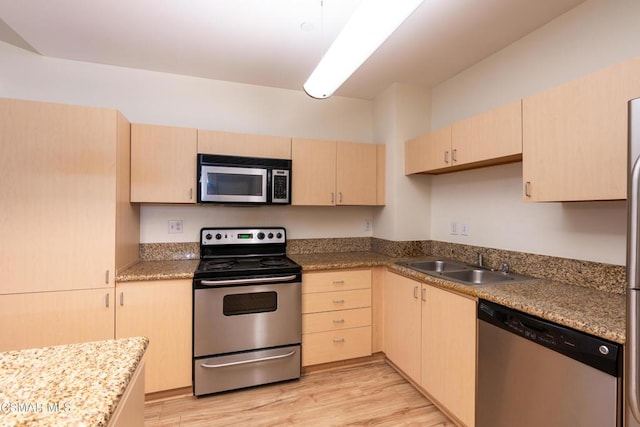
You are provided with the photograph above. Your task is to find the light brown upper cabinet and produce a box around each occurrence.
[405,126,452,174]
[291,138,383,206]
[405,100,522,175]
[0,98,139,295]
[197,130,291,159]
[131,124,197,203]
[523,57,640,201]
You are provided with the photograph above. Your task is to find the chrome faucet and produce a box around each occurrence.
[500,262,510,273]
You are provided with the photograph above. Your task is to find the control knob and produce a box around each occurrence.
[205,233,212,240]
[257,232,265,240]
[215,233,222,240]
[276,232,283,239]
[268,233,274,239]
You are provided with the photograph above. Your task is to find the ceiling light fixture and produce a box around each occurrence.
[303,0,424,99]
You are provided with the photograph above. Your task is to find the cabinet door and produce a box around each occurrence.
[131,124,197,203]
[0,288,115,352]
[383,272,421,383]
[421,284,476,427]
[405,126,451,174]
[116,280,192,394]
[336,142,377,205]
[291,138,337,205]
[523,57,640,201]
[452,100,522,167]
[0,98,117,294]
[198,130,291,159]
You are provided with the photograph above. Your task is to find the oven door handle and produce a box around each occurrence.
[200,350,297,368]
[200,275,298,286]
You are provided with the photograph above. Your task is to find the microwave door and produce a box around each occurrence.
[201,166,268,203]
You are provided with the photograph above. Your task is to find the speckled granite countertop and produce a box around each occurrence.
[116,259,199,282]
[116,252,625,344]
[0,337,148,427]
[289,252,625,344]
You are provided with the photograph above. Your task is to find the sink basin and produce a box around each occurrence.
[401,260,469,273]
[398,259,537,285]
[441,269,515,285]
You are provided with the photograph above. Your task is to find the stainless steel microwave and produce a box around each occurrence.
[197,154,291,204]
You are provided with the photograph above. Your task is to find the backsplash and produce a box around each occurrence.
[139,238,626,294]
[140,242,198,261]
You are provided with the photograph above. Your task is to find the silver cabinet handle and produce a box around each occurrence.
[201,275,297,286]
[105,293,110,308]
[119,292,124,306]
[333,319,345,324]
[413,286,418,299]
[331,192,335,204]
[333,338,345,344]
[452,148,457,163]
[339,192,343,203]
[421,287,426,302]
[332,280,345,286]
[200,350,296,369]
[333,299,345,304]
[105,270,110,285]
[190,188,193,200]
[444,151,449,164]
[524,181,532,197]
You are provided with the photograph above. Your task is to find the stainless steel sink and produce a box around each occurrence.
[401,260,470,273]
[398,259,536,285]
[441,269,515,284]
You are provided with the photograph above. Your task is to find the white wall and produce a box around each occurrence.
[0,41,377,243]
[427,0,640,265]
[373,83,431,241]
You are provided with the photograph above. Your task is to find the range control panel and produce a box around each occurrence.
[201,227,286,245]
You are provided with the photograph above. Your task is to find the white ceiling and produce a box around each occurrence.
[0,0,585,100]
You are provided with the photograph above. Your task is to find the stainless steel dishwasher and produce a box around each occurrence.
[477,299,621,427]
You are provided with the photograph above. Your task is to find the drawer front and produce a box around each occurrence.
[302,269,371,294]
[302,289,371,314]
[302,326,372,366]
[303,307,371,334]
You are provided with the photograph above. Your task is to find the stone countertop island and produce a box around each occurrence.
[0,337,148,427]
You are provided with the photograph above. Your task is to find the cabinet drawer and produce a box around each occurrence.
[302,289,371,314]
[302,270,371,294]
[302,326,372,366]
[303,307,371,334]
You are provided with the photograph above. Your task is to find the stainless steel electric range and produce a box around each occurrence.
[192,227,302,397]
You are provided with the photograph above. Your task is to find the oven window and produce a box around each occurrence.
[223,291,277,316]
[208,173,263,197]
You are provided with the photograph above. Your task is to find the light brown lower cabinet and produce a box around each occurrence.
[0,288,115,353]
[115,279,192,394]
[301,269,373,366]
[383,271,476,427]
[107,361,145,427]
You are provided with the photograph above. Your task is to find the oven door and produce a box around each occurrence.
[193,275,301,357]
[199,164,268,203]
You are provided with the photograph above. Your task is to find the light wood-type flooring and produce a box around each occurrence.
[144,360,455,426]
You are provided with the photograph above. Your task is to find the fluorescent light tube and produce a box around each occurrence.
[303,0,424,99]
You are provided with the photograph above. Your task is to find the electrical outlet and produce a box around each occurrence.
[364,219,372,232]
[461,223,470,236]
[168,219,183,234]
[450,222,458,235]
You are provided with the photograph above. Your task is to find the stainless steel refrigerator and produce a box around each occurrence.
[627,96,640,427]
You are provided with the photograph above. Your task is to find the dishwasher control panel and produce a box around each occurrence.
[478,299,620,376]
